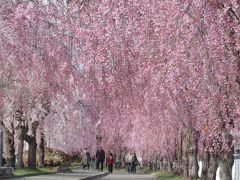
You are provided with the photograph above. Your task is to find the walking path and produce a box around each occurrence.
[5,168,107,180]
[97,170,157,180]
[4,169,157,180]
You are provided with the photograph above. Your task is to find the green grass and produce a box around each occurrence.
[153,171,200,180]
[69,163,82,168]
[136,166,157,174]
[14,167,56,176]
[115,166,128,171]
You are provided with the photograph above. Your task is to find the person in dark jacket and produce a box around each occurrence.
[107,153,114,173]
[86,149,91,170]
[96,147,105,171]
[131,153,140,173]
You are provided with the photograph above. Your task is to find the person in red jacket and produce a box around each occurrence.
[107,153,114,173]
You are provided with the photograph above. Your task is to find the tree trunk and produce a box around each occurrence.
[218,150,234,180]
[26,135,37,168]
[5,130,15,168]
[201,150,208,180]
[149,159,153,170]
[174,135,183,176]
[121,151,125,168]
[167,158,173,173]
[16,124,28,168]
[115,155,120,168]
[188,136,199,179]
[25,121,39,169]
[201,151,218,180]
[17,137,24,168]
[154,156,158,170]
[115,148,121,168]
[182,136,189,178]
[159,158,163,171]
[175,161,181,176]
[157,156,161,170]
[38,133,45,168]
[0,122,15,168]
[208,154,218,180]
[163,158,168,171]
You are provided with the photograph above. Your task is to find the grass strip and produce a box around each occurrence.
[14,167,56,176]
[153,171,200,180]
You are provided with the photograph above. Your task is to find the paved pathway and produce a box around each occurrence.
[6,169,157,180]
[97,170,157,180]
[6,168,106,180]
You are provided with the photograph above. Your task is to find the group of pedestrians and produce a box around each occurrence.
[125,151,140,173]
[81,147,115,173]
[81,148,140,174]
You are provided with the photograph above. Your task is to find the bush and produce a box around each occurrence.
[23,147,82,168]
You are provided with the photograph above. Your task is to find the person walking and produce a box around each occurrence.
[91,155,95,169]
[86,149,91,170]
[81,148,91,171]
[131,153,139,173]
[107,153,114,173]
[96,147,105,171]
[125,151,133,173]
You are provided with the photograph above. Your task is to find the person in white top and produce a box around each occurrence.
[125,151,133,173]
